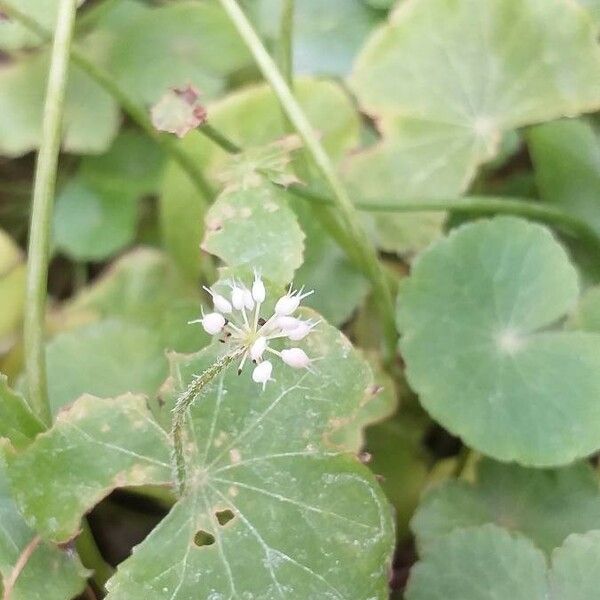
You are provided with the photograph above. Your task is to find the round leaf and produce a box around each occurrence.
[406,525,600,600]
[202,185,305,286]
[412,459,600,555]
[105,322,395,598]
[398,217,600,466]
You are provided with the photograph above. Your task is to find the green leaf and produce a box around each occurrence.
[6,394,172,542]
[106,322,394,598]
[0,376,43,451]
[160,78,363,313]
[0,0,61,51]
[78,130,165,199]
[412,458,600,555]
[405,525,548,600]
[46,250,208,414]
[0,460,88,600]
[202,184,305,286]
[0,52,119,157]
[549,530,600,599]
[528,119,600,236]
[348,0,600,249]
[248,0,385,77]
[570,285,600,332]
[104,0,250,105]
[578,0,600,24]
[46,320,168,416]
[64,249,204,352]
[397,216,600,466]
[53,177,138,261]
[0,229,25,341]
[406,525,600,600]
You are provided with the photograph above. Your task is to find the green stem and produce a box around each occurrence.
[278,0,294,90]
[198,123,242,154]
[23,0,78,426]
[171,351,241,495]
[287,185,600,253]
[75,520,114,592]
[218,0,397,361]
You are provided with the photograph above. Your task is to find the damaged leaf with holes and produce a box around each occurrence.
[105,319,394,598]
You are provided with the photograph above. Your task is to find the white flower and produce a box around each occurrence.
[203,286,232,314]
[252,270,266,303]
[275,287,313,316]
[281,348,311,369]
[231,285,246,311]
[190,274,317,388]
[252,360,273,389]
[189,312,226,335]
[250,336,267,361]
[287,320,319,341]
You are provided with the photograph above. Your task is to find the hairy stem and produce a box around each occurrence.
[171,351,241,495]
[23,0,77,426]
[218,0,397,361]
[287,185,600,254]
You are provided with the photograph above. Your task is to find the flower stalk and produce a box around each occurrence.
[171,351,241,495]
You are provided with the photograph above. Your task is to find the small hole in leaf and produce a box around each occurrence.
[216,509,235,526]
[194,530,215,547]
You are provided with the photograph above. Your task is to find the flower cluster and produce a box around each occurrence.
[190,272,319,389]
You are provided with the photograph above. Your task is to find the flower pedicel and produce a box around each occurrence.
[190,272,319,389]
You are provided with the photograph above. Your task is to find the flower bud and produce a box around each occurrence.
[275,293,300,316]
[231,286,245,311]
[213,294,232,314]
[243,288,255,310]
[250,336,267,361]
[252,274,266,303]
[281,348,311,369]
[276,316,302,331]
[252,360,273,388]
[204,286,232,314]
[201,312,226,335]
[287,322,312,341]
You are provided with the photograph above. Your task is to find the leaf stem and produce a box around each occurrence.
[218,0,397,361]
[75,520,114,592]
[287,185,600,253]
[171,351,241,495]
[23,0,78,426]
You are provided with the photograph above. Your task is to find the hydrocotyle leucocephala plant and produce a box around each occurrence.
[2,0,600,598]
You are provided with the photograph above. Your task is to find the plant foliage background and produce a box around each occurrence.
[1,0,600,598]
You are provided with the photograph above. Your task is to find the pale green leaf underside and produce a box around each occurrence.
[398,217,600,466]
[0,461,87,600]
[203,185,305,286]
[106,322,394,599]
[6,394,172,542]
[406,525,600,600]
[412,459,600,555]
[347,0,600,252]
